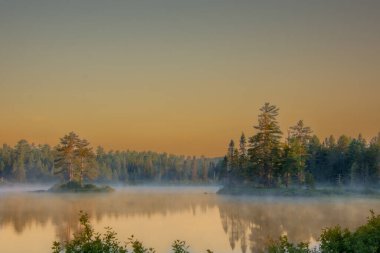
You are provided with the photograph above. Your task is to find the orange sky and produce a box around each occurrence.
[0,1,379,157]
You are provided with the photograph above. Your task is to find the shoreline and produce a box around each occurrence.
[217,185,380,198]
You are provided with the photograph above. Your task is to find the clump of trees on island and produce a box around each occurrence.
[222,102,380,189]
[54,132,97,186]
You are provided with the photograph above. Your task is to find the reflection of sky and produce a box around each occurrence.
[1,0,380,156]
[1,189,380,253]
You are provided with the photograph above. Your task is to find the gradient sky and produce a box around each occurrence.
[0,0,379,157]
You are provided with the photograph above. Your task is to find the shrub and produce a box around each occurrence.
[269,211,380,253]
[52,211,211,253]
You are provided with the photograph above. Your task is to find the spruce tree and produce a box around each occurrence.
[248,103,282,186]
[238,133,248,178]
[288,120,312,185]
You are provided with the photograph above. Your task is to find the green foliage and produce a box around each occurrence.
[52,211,128,253]
[171,240,190,253]
[0,104,379,188]
[127,235,155,253]
[248,103,283,186]
[52,211,156,253]
[54,132,97,184]
[52,212,214,253]
[268,211,380,253]
[0,137,221,184]
[304,172,315,189]
[51,210,380,253]
[319,226,351,253]
[224,102,380,189]
[320,210,380,253]
[268,236,312,253]
[286,120,312,186]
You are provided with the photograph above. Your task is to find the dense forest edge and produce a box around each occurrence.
[219,102,380,196]
[0,132,221,188]
[53,210,380,253]
[0,102,379,195]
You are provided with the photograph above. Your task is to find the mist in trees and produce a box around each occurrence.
[223,103,380,188]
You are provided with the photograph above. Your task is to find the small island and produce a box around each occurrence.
[48,132,114,193]
[48,181,114,193]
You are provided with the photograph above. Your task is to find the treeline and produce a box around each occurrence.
[0,134,221,184]
[222,103,380,187]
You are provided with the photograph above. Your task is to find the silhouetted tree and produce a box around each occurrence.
[248,103,283,186]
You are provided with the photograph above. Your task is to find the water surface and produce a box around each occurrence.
[0,186,380,253]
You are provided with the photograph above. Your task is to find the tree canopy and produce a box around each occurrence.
[223,103,380,188]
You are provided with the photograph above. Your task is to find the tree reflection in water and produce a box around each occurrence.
[1,189,380,253]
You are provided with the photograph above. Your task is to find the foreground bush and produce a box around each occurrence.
[268,210,380,253]
[53,210,380,252]
[52,211,212,253]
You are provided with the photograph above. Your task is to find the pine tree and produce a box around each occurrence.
[238,133,248,178]
[54,132,80,182]
[248,103,282,186]
[287,120,312,185]
[201,156,209,181]
[54,132,96,183]
[191,156,198,181]
[12,140,29,182]
[239,133,247,158]
[227,140,235,172]
[75,138,96,186]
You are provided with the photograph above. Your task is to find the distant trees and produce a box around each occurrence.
[0,133,220,184]
[1,104,379,188]
[0,142,55,183]
[224,102,380,188]
[12,140,29,182]
[201,156,209,181]
[191,156,198,181]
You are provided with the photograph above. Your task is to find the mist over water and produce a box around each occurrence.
[0,186,380,253]
[0,184,52,194]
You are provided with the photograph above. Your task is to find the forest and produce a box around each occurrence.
[0,102,379,188]
[222,103,380,188]
[0,133,220,184]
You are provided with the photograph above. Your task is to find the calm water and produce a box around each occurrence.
[1,186,380,253]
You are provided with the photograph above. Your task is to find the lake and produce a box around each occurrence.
[1,186,380,253]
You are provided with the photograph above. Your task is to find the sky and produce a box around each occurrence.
[0,0,379,157]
